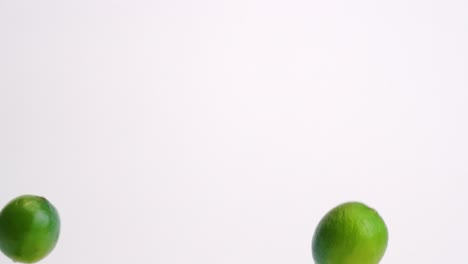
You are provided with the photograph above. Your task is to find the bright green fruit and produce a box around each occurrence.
[0,195,60,263]
[312,202,388,264]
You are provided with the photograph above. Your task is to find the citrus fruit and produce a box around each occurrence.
[0,195,60,263]
[312,202,388,264]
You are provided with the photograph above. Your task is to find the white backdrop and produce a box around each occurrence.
[1,0,467,263]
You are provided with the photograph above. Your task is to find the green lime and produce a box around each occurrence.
[0,195,60,263]
[312,202,388,264]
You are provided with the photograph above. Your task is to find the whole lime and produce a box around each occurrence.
[0,195,60,263]
[312,202,388,264]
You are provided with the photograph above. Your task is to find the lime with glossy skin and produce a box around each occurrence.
[312,202,388,264]
[0,195,60,263]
